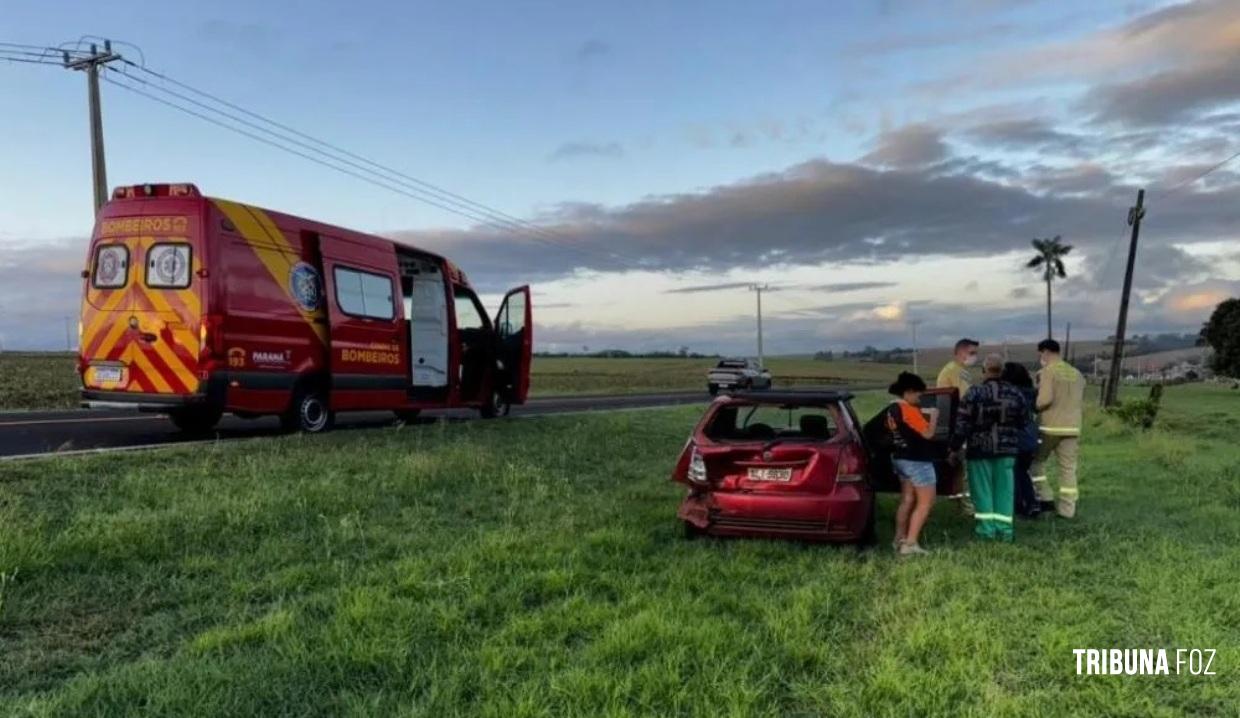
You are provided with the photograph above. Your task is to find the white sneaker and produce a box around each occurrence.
[892,537,905,552]
[898,542,930,556]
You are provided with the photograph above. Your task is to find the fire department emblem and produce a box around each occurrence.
[289,262,322,311]
[96,246,123,285]
[154,248,186,285]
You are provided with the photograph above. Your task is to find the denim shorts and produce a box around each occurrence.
[893,458,937,488]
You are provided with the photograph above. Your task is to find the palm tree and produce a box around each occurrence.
[1026,236,1072,340]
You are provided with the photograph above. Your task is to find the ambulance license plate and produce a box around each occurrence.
[747,467,792,482]
[95,366,122,383]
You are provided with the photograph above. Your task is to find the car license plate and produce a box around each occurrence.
[94,366,122,383]
[747,467,792,482]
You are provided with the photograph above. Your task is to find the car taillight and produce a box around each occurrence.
[835,445,865,483]
[688,444,708,484]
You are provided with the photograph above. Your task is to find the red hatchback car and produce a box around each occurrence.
[671,389,958,544]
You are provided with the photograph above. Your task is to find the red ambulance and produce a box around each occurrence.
[78,183,532,433]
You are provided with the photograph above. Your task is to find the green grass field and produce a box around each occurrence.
[1,384,1237,716]
[0,353,910,410]
[0,353,79,411]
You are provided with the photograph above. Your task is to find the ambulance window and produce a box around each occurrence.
[334,266,395,320]
[145,243,192,288]
[453,287,486,330]
[92,244,129,288]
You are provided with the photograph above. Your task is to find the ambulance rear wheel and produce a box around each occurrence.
[480,389,510,419]
[168,407,222,434]
[282,388,334,433]
[393,409,422,424]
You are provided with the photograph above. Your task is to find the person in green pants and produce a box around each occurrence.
[951,354,1030,541]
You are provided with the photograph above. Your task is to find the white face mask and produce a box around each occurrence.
[963,355,978,367]
[1039,355,1050,367]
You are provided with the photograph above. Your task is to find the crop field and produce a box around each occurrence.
[0,353,79,411]
[0,353,910,410]
[530,356,908,396]
[1,384,1237,716]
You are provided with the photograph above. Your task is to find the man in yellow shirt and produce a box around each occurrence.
[937,338,979,393]
[937,338,979,514]
[1032,338,1085,518]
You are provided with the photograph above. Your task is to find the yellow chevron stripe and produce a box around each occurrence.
[81,284,128,349]
[91,312,130,362]
[134,284,198,391]
[127,343,174,394]
[213,199,327,344]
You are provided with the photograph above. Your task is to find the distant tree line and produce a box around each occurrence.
[536,347,720,359]
[814,346,914,364]
[1102,332,1201,356]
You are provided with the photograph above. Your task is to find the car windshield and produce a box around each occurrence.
[705,402,842,443]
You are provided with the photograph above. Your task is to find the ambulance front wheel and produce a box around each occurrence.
[282,388,334,433]
[168,407,222,434]
[480,389,510,419]
[393,409,422,424]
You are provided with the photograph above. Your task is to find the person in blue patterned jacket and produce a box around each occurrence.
[951,354,1029,541]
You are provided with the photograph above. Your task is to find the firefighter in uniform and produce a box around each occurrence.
[937,338,980,515]
[1031,338,1085,518]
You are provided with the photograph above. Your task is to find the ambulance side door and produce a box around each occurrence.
[492,285,532,404]
[322,250,405,405]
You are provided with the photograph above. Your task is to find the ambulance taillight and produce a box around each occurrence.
[200,313,226,359]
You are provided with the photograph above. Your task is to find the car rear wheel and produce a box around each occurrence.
[708,383,719,396]
[168,407,222,434]
[281,388,334,433]
[682,520,703,540]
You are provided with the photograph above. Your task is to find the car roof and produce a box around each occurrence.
[721,388,854,404]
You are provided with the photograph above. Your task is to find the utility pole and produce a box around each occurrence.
[909,319,923,375]
[1104,188,1145,406]
[63,41,122,214]
[1064,321,1071,359]
[749,284,769,367]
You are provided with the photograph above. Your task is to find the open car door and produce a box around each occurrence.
[493,285,532,404]
[864,387,959,495]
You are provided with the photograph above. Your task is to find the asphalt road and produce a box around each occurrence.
[0,392,708,460]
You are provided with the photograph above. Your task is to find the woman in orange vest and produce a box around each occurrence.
[885,372,940,556]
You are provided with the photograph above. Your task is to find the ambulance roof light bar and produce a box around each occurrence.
[111,183,202,200]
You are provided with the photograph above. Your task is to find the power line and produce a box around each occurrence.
[100,70,640,272]
[107,64,628,269]
[100,58,650,272]
[0,55,63,66]
[98,75,529,228]
[119,59,621,261]
[0,36,648,272]
[1158,148,1240,199]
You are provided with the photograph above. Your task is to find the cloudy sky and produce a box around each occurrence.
[2,0,1238,353]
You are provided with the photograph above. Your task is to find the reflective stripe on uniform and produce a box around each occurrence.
[1059,487,1079,496]
[1040,426,1080,436]
[974,512,1014,524]
[1031,475,1048,483]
